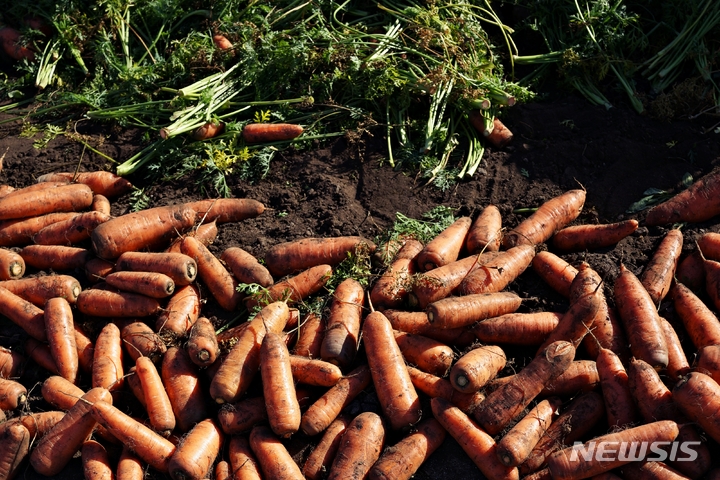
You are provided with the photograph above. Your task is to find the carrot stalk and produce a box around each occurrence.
[426,292,522,329]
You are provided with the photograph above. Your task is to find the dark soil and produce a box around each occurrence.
[2,92,720,479]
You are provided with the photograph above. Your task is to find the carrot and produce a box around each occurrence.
[704,254,720,312]
[260,330,301,438]
[540,360,599,397]
[184,316,217,366]
[185,198,264,224]
[20,244,91,270]
[293,312,325,358]
[242,123,304,144]
[117,447,145,480]
[30,387,113,476]
[90,399,177,473]
[370,240,422,310]
[166,220,218,254]
[135,356,176,436]
[325,411,385,480]
[115,251,198,286]
[619,461,690,480]
[82,439,113,480]
[78,288,161,317]
[213,34,233,50]
[91,194,111,215]
[522,469,553,480]
[320,278,365,368]
[551,219,638,252]
[698,231,720,259]
[645,168,720,225]
[37,171,134,198]
[389,237,425,262]
[458,244,536,295]
[0,274,82,306]
[409,251,504,309]
[474,340,575,435]
[450,345,505,393]
[672,281,720,350]
[192,120,224,140]
[640,229,683,305]
[496,397,563,467]
[25,337,59,375]
[0,378,26,410]
[228,436,262,480]
[210,301,289,404]
[33,210,111,246]
[289,355,342,386]
[0,249,23,281]
[119,319,167,362]
[473,312,562,346]
[217,396,267,435]
[384,309,476,346]
[595,348,636,428]
[220,246,273,287]
[92,322,124,391]
[426,291,522,329]
[167,419,223,480]
[75,323,95,373]
[408,366,485,413]
[673,372,720,444]
[0,185,13,197]
[263,236,375,278]
[394,330,455,377]
[363,311,422,430]
[659,317,690,381]
[547,420,680,480]
[85,257,114,283]
[44,297,78,384]
[0,212,80,247]
[41,375,84,410]
[302,415,351,480]
[503,189,586,248]
[0,421,30,480]
[696,344,720,384]
[245,263,333,311]
[91,204,198,259]
[466,205,502,253]
[248,426,305,479]
[160,346,207,432]
[0,183,93,221]
[416,216,472,271]
[431,396,520,480]
[301,364,372,436]
[0,286,46,341]
[614,264,668,369]
[531,251,578,298]
[0,346,23,379]
[156,284,200,335]
[676,249,705,291]
[105,270,175,299]
[182,237,241,310]
[485,117,515,148]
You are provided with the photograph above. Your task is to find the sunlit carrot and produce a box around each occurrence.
[0,274,82,306]
[242,122,304,144]
[217,396,267,435]
[426,292,522,329]
[473,312,562,346]
[161,346,207,432]
[293,312,325,358]
[531,251,578,298]
[641,228,683,305]
[384,309,476,347]
[45,297,78,384]
[672,281,720,350]
[186,316,218,366]
[394,330,455,377]
[261,331,301,438]
[416,216,472,271]
[37,171,134,198]
[248,425,305,479]
[263,236,375,278]
[33,210,111,246]
[370,239,423,309]
[450,345,505,393]
[156,284,200,335]
[550,219,638,252]
[539,360,599,397]
[167,419,223,480]
[320,278,365,368]
[221,246,274,287]
[466,205,502,253]
[458,244,536,295]
[496,397,563,467]
[119,319,167,363]
[596,348,636,428]
[303,415,351,480]
[408,366,485,414]
[0,248,23,280]
[92,322,124,391]
[0,421,30,480]
[244,264,333,311]
[326,412,385,480]
[659,316,690,381]
[0,286,46,341]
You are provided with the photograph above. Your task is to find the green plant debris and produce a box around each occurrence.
[626,172,693,213]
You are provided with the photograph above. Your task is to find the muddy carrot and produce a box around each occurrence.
[161,346,208,432]
[242,122,304,143]
[25,337,59,375]
[326,412,385,480]
[45,297,78,384]
[13,411,64,442]
[676,249,705,291]
[166,220,218,253]
[0,183,93,220]
[408,366,485,413]
[20,244,91,270]
[473,312,562,346]
[261,330,301,438]
[550,219,638,252]
[91,194,111,215]
[450,345,505,393]
[217,396,267,435]
[0,274,82,306]
[289,355,343,386]
[0,286,46,341]
[645,168,720,225]
[75,323,94,373]
[672,281,720,349]
[370,419,447,480]
[531,251,578,298]
[92,322,124,391]
[659,317,690,381]
[263,236,375,278]
[496,397,563,467]
[394,330,455,377]
[41,375,84,410]
[466,205,502,253]
[228,436,262,480]
[302,415,351,480]
[33,210,111,246]
[181,236,241,310]
[458,244,536,295]
[105,270,176,299]
[416,216,472,271]
[249,426,306,479]
[384,309,476,346]
[115,251,198,286]
[697,344,720,384]
[119,319,167,362]
[155,284,200,335]
[619,461,689,480]
[0,212,79,247]
[320,277,365,368]
[136,356,176,436]
[78,288,161,317]
[221,246,274,287]
[673,372,720,444]
[185,316,218,366]
[0,378,27,410]
[117,447,145,480]
[370,239,422,309]
[293,312,325,358]
[82,439,113,480]
[641,229,683,305]
[85,257,114,283]
[37,171,134,198]
[596,348,636,428]
[426,291,522,329]
[167,419,223,480]
[0,345,23,379]
[0,248,23,280]
[0,422,30,480]
[244,263,332,310]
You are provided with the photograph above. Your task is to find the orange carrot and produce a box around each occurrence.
[115,251,198,286]
[289,355,343,387]
[503,189,586,248]
[416,216,472,271]
[44,297,78,384]
[673,372,720,444]
[370,239,422,309]
[531,251,578,298]
[36,171,134,198]
[41,375,84,410]
[192,120,225,140]
[0,286,46,341]
[119,319,167,362]
[182,235,242,311]
[167,419,223,480]
[659,316,690,381]
[619,461,690,480]
[496,397,563,467]
[90,399,177,473]
[185,316,218,366]
[20,244,91,270]
[645,168,720,225]
[704,254,720,313]
[156,284,200,335]
[672,281,720,349]
[105,270,176,299]
[293,312,325,358]
[117,447,145,480]
[242,123,304,144]
[245,264,333,310]
[263,236,375,278]
[33,210,111,246]
[0,183,93,220]
[458,244,536,295]
[261,330,301,437]
[698,231,720,259]
[227,436,262,480]
[320,277,365,368]
[92,322,124,391]
[0,248,23,280]
[676,249,705,291]
[0,212,79,247]
[0,345,24,379]
[326,411,385,480]
[0,378,27,410]
[16,411,65,441]
[0,185,14,197]
[466,205,502,253]
[247,426,304,479]
[85,257,114,283]
[217,396,267,435]
[614,264,668,369]
[640,229,683,305]
[161,346,208,432]
[394,330,455,377]
[74,322,95,374]
[426,291,522,329]
[210,301,289,404]
[450,345,505,393]
[596,348,636,428]
[213,34,233,50]
[221,246,274,287]
[0,421,30,480]
[25,337,59,375]
[547,420,680,480]
[301,364,372,436]
[473,312,562,346]
[166,220,218,254]
[82,439,113,480]
[431,396,520,480]
[697,344,720,384]
[408,366,485,413]
[550,219,638,252]
[91,194,111,215]
[77,287,161,318]
[384,309,476,346]
[0,274,82,306]
[135,356,176,436]
[185,198,265,225]
[474,341,575,435]
[303,415,351,480]
[540,360,599,397]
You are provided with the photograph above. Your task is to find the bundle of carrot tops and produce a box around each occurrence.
[4,167,720,480]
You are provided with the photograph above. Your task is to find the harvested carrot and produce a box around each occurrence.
[301,364,372,436]
[485,117,514,148]
[303,415,351,480]
[641,229,683,305]
[531,251,578,298]
[704,254,720,313]
[0,25,35,61]
[166,220,218,253]
[25,337,59,375]
[192,120,224,140]
[0,212,79,247]
[619,461,690,480]
[119,319,167,362]
[503,189,586,248]
[0,274,82,306]
[384,309,476,346]
[106,270,175,298]
[674,372,720,444]
[697,344,720,384]
[466,205,502,253]
[217,396,267,435]
[426,291,522,329]
[672,282,720,350]
[74,322,95,374]
[540,360,599,397]
[450,345,505,393]
[473,312,562,346]
[0,183,92,221]
[458,244,536,295]
[496,397,562,467]
[242,122,304,143]
[0,345,24,379]
[614,264,668,369]
[289,355,342,387]
[474,341,575,435]
[261,331,301,437]
[547,420,679,480]
[20,244,91,270]
[263,236,375,278]
[213,34,233,50]
[33,210,111,246]
[92,322,124,391]
[320,277,365,368]
[676,249,705,291]
[185,198,265,225]
[41,375,84,410]
[85,257,114,283]
[416,216,472,271]
[326,411,385,480]
[161,346,208,432]
[90,399,177,473]
[186,316,218,366]
[245,263,333,310]
[363,311,422,430]
[0,421,30,480]
[645,168,720,225]
[659,317,690,381]
[394,330,454,377]
[135,356,176,436]
[431,396,520,480]
[37,171,134,198]
[248,426,305,479]
[167,419,223,480]
[370,239,422,309]
[182,236,242,310]
[293,312,325,358]
[44,297,78,384]
[221,246,273,287]
[0,185,13,197]
[91,194,111,215]
[117,447,144,480]
[156,284,200,335]
[596,348,636,428]
[698,232,720,259]
[228,436,262,480]
[115,251,197,286]
[13,411,64,440]
[82,439,113,480]
[0,378,27,410]
[550,219,638,252]
[408,366,485,414]
[78,288,161,317]
[0,248,23,280]
[0,286,46,341]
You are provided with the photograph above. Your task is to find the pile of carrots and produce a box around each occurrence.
[5,167,720,480]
